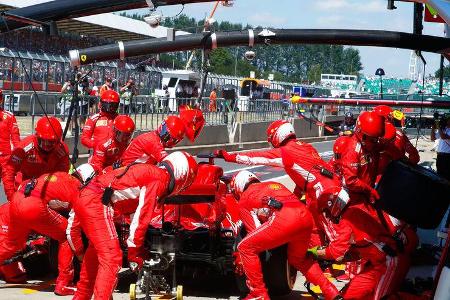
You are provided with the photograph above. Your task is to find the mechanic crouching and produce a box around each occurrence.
[0,171,84,295]
[231,171,342,300]
[71,152,198,300]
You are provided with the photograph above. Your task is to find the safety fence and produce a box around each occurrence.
[18,93,317,134]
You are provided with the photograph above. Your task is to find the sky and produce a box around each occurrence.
[127,0,447,78]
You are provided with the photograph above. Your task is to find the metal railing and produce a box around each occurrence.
[18,92,344,134]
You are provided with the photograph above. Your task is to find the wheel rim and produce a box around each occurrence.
[130,283,136,300]
[176,285,183,300]
[287,263,297,289]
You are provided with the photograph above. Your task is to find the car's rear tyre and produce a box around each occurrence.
[262,245,297,296]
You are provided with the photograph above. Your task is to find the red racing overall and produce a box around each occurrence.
[120,131,168,166]
[3,135,70,201]
[0,172,81,293]
[238,182,340,300]
[72,164,170,300]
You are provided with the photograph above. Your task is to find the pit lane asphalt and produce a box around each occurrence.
[0,139,338,299]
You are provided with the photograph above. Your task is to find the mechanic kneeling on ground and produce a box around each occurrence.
[231,170,342,300]
[0,171,84,296]
[70,151,198,300]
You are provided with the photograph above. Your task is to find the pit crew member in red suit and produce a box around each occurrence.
[3,116,70,201]
[313,192,406,300]
[81,90,119,150]
[232,171,342,300]
[373,105,419,168]
[0,171,83,295]
[0,90,20,198]
[120,115,185,166]
[88,115,135,173]
[72,151,198,300]
[0,202,27,284]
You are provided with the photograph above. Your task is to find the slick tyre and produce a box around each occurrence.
[262,245,296,296]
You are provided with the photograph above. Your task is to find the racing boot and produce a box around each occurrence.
[298,260,341,300]
[54,241,76,296]
[242,291,270,300]
[54,283,76,296]
[0,262,27,283]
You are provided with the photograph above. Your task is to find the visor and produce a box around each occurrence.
[159,123,181,148]
[37,137,58,152]
[100,101,119,114]
[329,189,350,222]
[114,129,133,144]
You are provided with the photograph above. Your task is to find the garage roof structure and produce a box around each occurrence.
[0,0,189,41]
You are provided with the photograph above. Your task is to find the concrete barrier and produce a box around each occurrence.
[293,119,319,138]
[177,124,229,146]
[238,121,272,143]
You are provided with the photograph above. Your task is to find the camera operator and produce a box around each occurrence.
[120,79,137,114]
[431,114,450,180]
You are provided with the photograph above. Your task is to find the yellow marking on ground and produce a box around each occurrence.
[22,288,38,294]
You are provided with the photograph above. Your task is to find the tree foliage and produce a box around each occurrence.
[119,13,363,83]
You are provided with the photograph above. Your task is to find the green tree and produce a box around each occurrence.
[435,65,450,78]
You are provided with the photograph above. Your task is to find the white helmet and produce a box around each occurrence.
[267,120,296,148]
[75,163,96,184]
[160,151,198,195]
[230,170,259,199]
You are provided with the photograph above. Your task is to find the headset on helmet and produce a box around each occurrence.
[113,115,135,144]
[160,151,197,195]
[230,170,260,199]
[317,186,350,223]
[75,163,96,184]
[266,120,296,148]
[333,136,350,160]
[158,116,185,148]
[100,90,120,114]
[35,116,63,152]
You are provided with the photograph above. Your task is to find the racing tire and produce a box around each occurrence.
[262,245,297,296]
[48,238,59,275]
[129,283,136,300]
[176,285,183,300]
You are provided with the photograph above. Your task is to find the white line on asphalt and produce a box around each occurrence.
[223,165,261,174]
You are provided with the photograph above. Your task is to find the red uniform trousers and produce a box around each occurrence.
[72,188,122,300]
[238,204,339,300]
[0,155,15,201]
[0,195,73,286]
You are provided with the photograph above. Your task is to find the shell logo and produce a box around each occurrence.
[268,183,282,190]
[44,175,58,182]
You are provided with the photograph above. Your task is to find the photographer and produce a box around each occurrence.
[120,79,137,114]
[431,114,450,181]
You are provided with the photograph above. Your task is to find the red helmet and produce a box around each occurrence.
[317,186,350,223]
[373,105,393,121]
[355,111,385,138]
[230,170,260,199]
[100,90,120,114]
[35,116,62,152]
[113,115,135,144]
[160,151,198,195]
[380,121,396,144]
[267,120,296,148]
[179,106,205,142]
[158,116,186,148]
[333,136,350,160]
